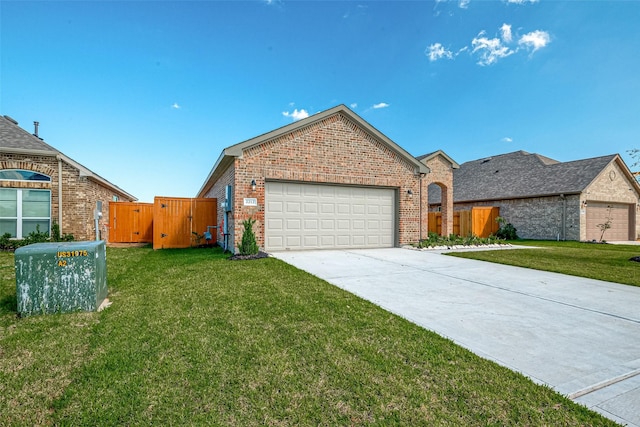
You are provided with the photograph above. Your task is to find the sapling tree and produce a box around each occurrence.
[596,205,613,242]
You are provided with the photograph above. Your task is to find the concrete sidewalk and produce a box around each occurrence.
[272,248,640,427]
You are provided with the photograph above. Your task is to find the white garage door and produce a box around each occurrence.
[265,182,395,251]
[586,202,632,241]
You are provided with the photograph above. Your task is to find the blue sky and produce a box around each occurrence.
[2,0,639,202]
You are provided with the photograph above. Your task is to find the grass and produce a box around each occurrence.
[449,240,640,287]
[0,246,618,426]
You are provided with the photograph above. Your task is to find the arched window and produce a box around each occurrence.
[0,169,51,182]
[0,169,51,238]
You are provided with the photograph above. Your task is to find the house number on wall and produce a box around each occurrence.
[244,198,258,207]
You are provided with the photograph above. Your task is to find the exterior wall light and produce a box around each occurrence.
[581,200,588,208]
[407,189,413,198]
[251,179,257,191]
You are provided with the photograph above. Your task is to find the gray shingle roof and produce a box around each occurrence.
[0,115,58,153]
[429,150,618,204]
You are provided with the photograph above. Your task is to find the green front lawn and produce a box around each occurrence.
[0,246,617,426]
[449,240,640,287]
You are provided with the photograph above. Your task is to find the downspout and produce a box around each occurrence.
[57,155,63,233]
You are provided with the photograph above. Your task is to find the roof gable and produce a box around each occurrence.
[198,105,429,196]
[416,150,460,169]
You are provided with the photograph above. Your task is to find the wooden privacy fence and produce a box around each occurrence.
[153,197,218,250]
[428,207,500,238]
[108,198,217,249]
[109,202,154,243]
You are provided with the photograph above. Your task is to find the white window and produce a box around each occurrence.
[0,188,51,238]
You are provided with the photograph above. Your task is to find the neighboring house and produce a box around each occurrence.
[429,150,640,241]
[197,105,458,252]
[0,115,137,241]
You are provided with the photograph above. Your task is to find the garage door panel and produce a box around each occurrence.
[286,219,301,230]
[303,202,318,214]
[267,218,283,231]
[352,204,365,215]
[303,235,319,247]
[336,219,350,230]
[267,201,283,213]
[337,204,350,214]
[286,235,301,247]
[265,182,395,251]
[304,219,318,230]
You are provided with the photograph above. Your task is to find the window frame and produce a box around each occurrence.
[0,188,51,238]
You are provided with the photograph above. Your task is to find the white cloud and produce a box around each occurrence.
[372,102,390,109]
[459,0,470,9]
[426,43,453,61]
[504,0,539,4]
[171,103,181,109]
[282,109,309,121]
[500,23,513,43]
[350,103,358,109]
[518,30,551,52]
[471,31,515,66]
[501,137,513,143]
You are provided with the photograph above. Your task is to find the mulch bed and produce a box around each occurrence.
[227,251,270,261]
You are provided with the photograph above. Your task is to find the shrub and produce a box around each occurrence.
[495,216,518,240]
[51,221,75,242]
[238,218,259,255]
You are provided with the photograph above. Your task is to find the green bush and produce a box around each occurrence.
[238,218,259,255]
[495,216,518,240]
[0,223,75,252]
[51,221,75,242]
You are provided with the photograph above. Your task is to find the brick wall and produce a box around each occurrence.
[1,153,134,241]
[226,112,421,251]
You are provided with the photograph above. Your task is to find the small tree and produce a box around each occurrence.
[596,205,613,242]
[238,217,259,255]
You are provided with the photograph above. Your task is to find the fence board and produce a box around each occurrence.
[108,202,154,243]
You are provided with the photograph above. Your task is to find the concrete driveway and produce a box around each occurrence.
[272,248,640,427]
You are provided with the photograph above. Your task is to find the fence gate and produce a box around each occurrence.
[471,207,500,238]
[108,202,154,243]
[153,197,218,249]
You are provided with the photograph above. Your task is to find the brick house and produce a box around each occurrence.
[0,115,137,241]
[197,105,458,252]
[429,151,640,241]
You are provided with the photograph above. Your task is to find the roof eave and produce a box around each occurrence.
[56,154,138,201]
[196,151,235,197]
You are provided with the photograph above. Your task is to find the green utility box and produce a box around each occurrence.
[15,241,107,317]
